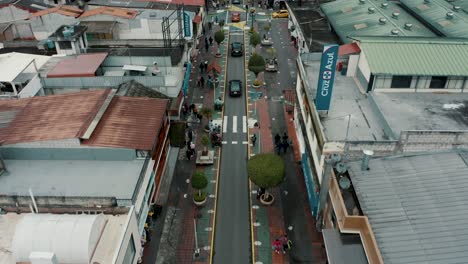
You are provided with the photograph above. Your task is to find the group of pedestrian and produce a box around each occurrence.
[204,36,214,52]
[186,140,196,160]
[272,234,293,254]
[199,60,209,73]
[275,132,290,154]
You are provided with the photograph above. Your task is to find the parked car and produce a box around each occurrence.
[265,58,278,72]
[229,80,242,97]
[231,12,241,22]
[272,10,289,18]
[232,0,241,4]
[230,42,244,56]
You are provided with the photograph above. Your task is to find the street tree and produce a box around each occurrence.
[192,171,208,202]
[248,53,266,86]
[214,30,225,57]
[248,153,285,203]
[249,31,261,50]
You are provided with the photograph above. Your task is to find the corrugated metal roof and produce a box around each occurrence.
[321,0,436,43]
[355,36,468,76]
[47,53,108,78]
[82,96,169,150]
[347,151,468,264]
[400,0,468,38]
[0,90,110,145]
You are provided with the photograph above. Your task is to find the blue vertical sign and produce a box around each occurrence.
[183,12,191,38]
[302,153,319,217]
[182,63,191,96]
[315,44,339,111]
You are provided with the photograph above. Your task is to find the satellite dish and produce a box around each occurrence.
[339,177,351,190]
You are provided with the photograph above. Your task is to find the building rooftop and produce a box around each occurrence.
[83,96,169,150]
[30,5,83,18]
[301,53,387,141]
[354,36,468,76]
[48,24,88,41]
[321,0,436,43]
[14,0,54,12]
[80,21,118,34]
[86,47,183,65]
[347,150,468,264]
[0,52,50,83]
[301,51,468,142]
[87,0,200,12]
[400,0,468,38]
[0,213,127,264]
[373,92,468,136]
[0,159,144,198]
[0,0,16,7]
[47,53,108,77]
[0,89,110,145]
[80,6,138,19]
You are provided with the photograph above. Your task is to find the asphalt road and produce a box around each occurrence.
[213,29,251,263]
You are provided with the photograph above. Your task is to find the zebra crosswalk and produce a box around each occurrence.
[220,115,247,134]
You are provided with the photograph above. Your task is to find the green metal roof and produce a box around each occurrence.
[400,0,468,38]
[320,0,436,43]
[354,36,468,76]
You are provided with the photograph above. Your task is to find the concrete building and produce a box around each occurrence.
[292,38,468,263]
[0,90,172,263]
[322,150,468,264]
[29,5,83,40]
[0,52,50,98]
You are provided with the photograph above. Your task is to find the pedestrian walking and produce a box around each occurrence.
[186,149,192,160]
[202,25,206,35]
[204,61,209,71]
[209,119,214,132]
[208,21,212,31]
[205,36,209,45]
[197,76,201,87]
[188,129,193,142]
[200,76,205,87]
[251,134,257,146]
[256,187,265,200]
[205,42,209,52]
[272,239,281,254]
[280,235,288,254]
[209,36,213,46]
[282,139,289,153]
[274,133,281,145]
[282,132,289,142]
[199,62,204,73]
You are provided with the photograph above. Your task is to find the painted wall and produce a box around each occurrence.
[0,147,137,160]
[357,51,370,81]
[373,75,468,92]
[112,206,142,264]
[0,5,31,23]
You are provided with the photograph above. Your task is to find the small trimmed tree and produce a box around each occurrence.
[249,31,261,51]
[248,153,285,202]
[200,107,213,132]
[248,53,266,86]
[192,171,208,202]
[214,30,225,56]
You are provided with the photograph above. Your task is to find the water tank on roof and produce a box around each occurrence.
[335,162,348,175]
[46,39,55,49]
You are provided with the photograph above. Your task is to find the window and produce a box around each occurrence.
[58,41,72,50]
[430,76,447,88]
[122,235,136,264]
[391,75,412,88]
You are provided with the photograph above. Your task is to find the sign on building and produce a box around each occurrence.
[315,44,339,111]
[183,12,192,38]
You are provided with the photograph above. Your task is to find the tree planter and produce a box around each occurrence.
[193,195,207,206]
[260,193,275,205]
[215,52,222,58]
[252,82,261,89]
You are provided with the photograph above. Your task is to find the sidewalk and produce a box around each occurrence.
[247,8,326,264]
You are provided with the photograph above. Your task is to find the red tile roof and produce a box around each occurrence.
[47,53,108,78]
[0,90,110,145]
[83,96,169,150]
[30,5,83,18]
[338,43,361,56]
[80,7,138,19]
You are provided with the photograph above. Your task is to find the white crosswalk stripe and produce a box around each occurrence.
[243,116,247,133]
[233,116,238,133]
[223,116,228,133]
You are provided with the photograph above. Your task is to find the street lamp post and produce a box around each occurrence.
[250,8,256,29]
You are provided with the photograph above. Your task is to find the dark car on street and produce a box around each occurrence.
[229,80,242,97]
[230,42,243,57]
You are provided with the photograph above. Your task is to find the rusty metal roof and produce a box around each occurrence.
[83,96,169,150]
[80,6,138,19]
[0,90,110,145]
[47,53,108,78]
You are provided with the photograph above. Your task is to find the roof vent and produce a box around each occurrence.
[453,5,461,11]
[379,17,387,24]
[359,0,365,4]
[368,7,375,13]
[361,150,374,171]
[381,2,388,8]
[404,23,413,30]
[446,12,454,19]
[391,29,400,35]
[392,12,400,18]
